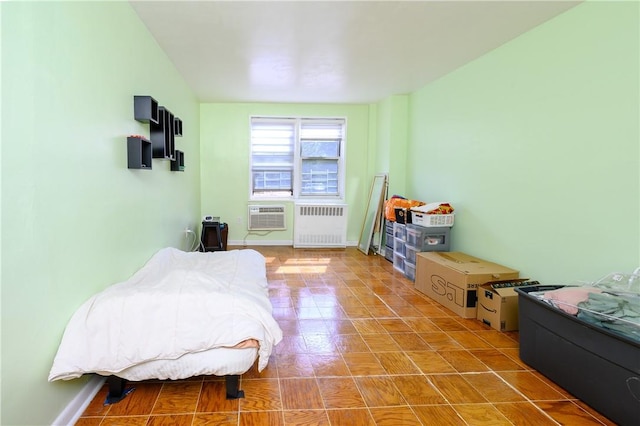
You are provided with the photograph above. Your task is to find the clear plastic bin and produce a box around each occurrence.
[404,260,416,281]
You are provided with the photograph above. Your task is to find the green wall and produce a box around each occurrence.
[406,0,639,283]
[1,2,201,424]
[199,103,373,245]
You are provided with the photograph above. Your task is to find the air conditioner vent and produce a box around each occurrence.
[248,205,286,231]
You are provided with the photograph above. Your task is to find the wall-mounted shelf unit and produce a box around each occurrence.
[174,117,183,137]
[171,150,185,172]
[151,107,176,160]
[133,96,159,124]
[130,95,183,170]
[127,136,152,169]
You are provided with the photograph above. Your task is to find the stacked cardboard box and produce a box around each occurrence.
[415,252,519,319]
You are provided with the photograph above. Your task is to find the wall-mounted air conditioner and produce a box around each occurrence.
[247,205,286,231]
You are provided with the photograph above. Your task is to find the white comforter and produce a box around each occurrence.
[48,247,283,381]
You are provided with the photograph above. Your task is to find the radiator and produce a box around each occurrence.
[294,203,348,248]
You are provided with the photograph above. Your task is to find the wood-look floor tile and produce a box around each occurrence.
[242,356,278,379]
[303,334,338,354]
[462,372,525,403]
[361,333,402,352]
[412,405,467,425]
[276,353,315,377]
[430,317,468,331]
[309,354,350,377]
[369,406,422,425]
[389,333,430,352]
[193,412,239,425]
[418,331,464,350]
[475,330,519,348]
[377,318,413,333]
[391,375,447,405]
[239,410,284,426]
[332,333,370,352]
[74,418,103,426]
[152,381,201,414]
[448,331,493,349]
[375,351,421,375]
[439,350,490,372]
[573,400,618,426]
[498,371,566,401]
[80,385,111,416]
[405,350,456,374]
[280,378,324,410]
[403,317,441,333]
[389,304,424,317]
[276,335,309,355]
[535,400,606,425]
[100,416,150,425]
[316,377,367,409]
[355,376,406,407]
[106,382,163,416]
[429,374,488,404]
[324,319,358,334]
[413,303,450,317]
[147,414,194,426]
[283,409,330,425]
[239,379,282,411]
[351,318,386,334]
[341,304,373,318]
[325,408,376,425]
[453,403,512,425]
[469,349,526,371]
[342,352,387,376]
[530,370,574,398]
[494,402,559,426]
[196,380,240,413]
[367,305,398,317]
[298,319,331,334]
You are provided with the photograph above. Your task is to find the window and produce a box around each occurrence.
[250,117,345,199]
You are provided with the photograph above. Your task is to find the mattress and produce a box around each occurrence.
[48,247,282,382]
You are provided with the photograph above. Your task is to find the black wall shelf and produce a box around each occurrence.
[133,96,159,124]
[127,136,152,169]
[130,95,184,171]
[171,150,185,172]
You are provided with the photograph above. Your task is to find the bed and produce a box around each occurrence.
[516,284,640,426]
[48,247,283,401]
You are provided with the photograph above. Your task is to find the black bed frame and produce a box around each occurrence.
[106,374,244,404]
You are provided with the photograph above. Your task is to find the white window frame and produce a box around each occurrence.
[250,116,346,201]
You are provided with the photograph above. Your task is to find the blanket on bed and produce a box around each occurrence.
[48,247,282,381]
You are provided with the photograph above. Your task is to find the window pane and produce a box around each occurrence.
[301,160,338,195]
[251,118,295,195]
[301,140,340,158]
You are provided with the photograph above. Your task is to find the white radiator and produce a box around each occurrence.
[294,203,348,248]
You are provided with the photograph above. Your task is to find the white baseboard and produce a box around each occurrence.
[52,375,105,426]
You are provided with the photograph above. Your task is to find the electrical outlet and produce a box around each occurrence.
[236,216,242,224]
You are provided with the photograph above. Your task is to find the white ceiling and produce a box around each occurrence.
[130,0,581,104]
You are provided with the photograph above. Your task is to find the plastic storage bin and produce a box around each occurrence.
[393,252,405,273]
[404,260,416,281]
[410,212,454,227]
[406,224,450,251]
[393,222,406,240]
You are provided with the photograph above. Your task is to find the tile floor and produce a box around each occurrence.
[76,246,615,425]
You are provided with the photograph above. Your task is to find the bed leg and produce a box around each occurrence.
[225,375,244,399]
[104,376,134,405]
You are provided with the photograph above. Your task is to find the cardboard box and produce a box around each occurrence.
[415,252,519,318]
[476,280,538,331]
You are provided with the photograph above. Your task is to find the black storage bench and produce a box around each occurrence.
[516,285,640,426]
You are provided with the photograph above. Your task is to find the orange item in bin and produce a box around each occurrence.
[385,198,425,221]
